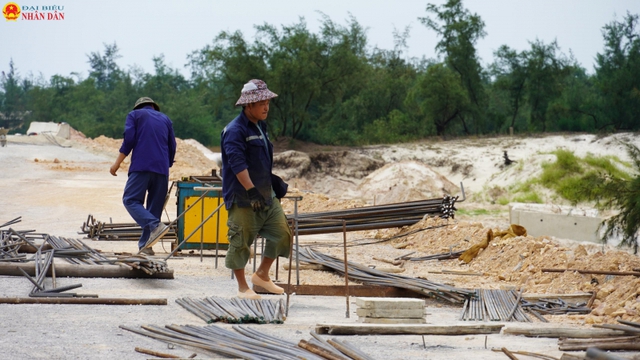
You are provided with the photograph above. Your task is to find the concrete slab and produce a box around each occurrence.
[509,203,602,243]
[355,297,426,309]
[358,317,427,324]
[356,307,426,318]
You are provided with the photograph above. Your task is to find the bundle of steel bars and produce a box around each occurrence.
[121,324,375,360]
[460,289,531,322]
[45,234,108,265]
[80,195,457,241]
[1,218,169,276]
[521,298,591,317]
[297,247,475,304]
[176,296,286,324]
[79,214,177,241]
[289,196,458,235]
[42,233,170,274]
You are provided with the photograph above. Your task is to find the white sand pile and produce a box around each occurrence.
[357,161,459,204]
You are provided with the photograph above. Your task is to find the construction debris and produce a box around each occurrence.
[522,297,592,317]
[558,335,640,351]
[490,348,560,360]
[593,320,640,335]
[459,223,526,264]
[502,327,626,338]
[542,268,640,277]
[459,228,494,263]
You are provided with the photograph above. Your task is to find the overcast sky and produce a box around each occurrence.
[2,0,639,82]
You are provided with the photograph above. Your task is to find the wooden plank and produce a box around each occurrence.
[315,323,504,335]
[356,307,425,318]
[253,284,428,298]
[503,326,625,338]
[355,297,425,309]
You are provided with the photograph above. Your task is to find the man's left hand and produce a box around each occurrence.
[247,187,266,212]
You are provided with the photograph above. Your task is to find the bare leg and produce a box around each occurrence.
[254,257,276,281]
[233,268,250,292]
[234,268,261,299]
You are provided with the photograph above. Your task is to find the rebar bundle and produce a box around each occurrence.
[44,233,170,275]
[121,324,375,360]
[289,196,458,235]
[1,218,170,276]
[45,233,109,265]
[79,214,177,241]
[460,289,531,322]
[521,298,592,317]
[176,296,286,324]
[297,247,475,304]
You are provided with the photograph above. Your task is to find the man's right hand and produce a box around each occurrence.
[247,187,266,212]
[109,163,119,176]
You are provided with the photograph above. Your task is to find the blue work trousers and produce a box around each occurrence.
[123,171,168,249]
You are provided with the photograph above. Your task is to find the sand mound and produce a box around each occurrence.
[357,161,459,204]
[55,134,218,181]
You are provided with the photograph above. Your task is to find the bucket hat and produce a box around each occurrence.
[133,97,159,111]
[235,79,278,106]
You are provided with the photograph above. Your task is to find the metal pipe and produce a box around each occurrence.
[215,191,221,269]
[286,219,294,317]
[342,220,349,319]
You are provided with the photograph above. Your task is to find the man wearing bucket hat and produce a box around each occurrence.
[110,97,177,255]
[221,79,291,299]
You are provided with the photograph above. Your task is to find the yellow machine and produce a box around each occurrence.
[176,177,229,250]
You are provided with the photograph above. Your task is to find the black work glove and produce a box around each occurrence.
[247,187,266,212]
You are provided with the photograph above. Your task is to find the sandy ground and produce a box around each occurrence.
[1,133,639,360]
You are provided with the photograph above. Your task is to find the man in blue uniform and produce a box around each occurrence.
[221,79,291,299]
[110,97,177,255]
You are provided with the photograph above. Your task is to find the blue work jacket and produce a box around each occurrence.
[221,110,287,209]
[119,105,176,176]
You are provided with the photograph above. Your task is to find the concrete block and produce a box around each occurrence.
[509,203,602,243]
[355,297,425,310]
[356,308,426,318]
[358,317,426,324]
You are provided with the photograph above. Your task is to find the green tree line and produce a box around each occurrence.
[1,0,639,147]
